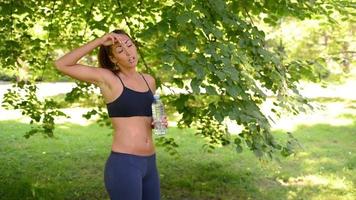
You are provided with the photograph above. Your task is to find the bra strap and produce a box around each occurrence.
[139,72,152,93]
[114,72,125,87]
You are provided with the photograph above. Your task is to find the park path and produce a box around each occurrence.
[0,79,355,132]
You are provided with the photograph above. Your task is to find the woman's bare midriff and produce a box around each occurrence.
[110,116,155,156]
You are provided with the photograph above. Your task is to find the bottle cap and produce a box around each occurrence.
[153,94,160,100]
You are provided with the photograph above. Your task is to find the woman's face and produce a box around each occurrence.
[111,34,138,68]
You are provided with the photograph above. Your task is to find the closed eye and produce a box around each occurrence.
[116,47,123,53]
[116,40,133,53]
[125,39,133,47]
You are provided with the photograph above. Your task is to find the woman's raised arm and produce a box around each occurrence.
[54,33,121,86]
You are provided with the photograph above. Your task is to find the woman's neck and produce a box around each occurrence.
[119,69,139,78]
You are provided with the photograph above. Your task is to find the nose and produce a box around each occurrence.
[123,46,130,56]
[117,39,131,56]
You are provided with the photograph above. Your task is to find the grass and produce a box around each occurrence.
[0,103,355,200]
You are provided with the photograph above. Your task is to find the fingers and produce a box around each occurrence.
[111,33,124,45]
[111,35,115,45]
[151,116,168,128]
[102,33,121,46]
[163,116,168,128]
[101,32,127,46]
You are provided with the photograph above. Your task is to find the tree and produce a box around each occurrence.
[1,0,353,161]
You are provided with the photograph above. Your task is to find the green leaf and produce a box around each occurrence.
[190,78,201,93]
[192,65,205,79]
[205,85,217,95]
[215,70,225,80]
[226,85,238,97]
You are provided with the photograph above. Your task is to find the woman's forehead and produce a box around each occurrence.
[112,36,131,47]
[118,34,130,40]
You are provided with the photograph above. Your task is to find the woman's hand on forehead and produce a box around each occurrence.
[100,32,125,46]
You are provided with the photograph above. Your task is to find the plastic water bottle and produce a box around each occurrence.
[152,94,167,135]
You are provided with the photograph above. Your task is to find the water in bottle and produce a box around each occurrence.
[152,94,167,136]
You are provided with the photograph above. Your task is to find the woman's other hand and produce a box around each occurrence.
[162,116,168,128]
[151,116,168,129]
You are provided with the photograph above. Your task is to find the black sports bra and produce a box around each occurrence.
[106,72,154,118]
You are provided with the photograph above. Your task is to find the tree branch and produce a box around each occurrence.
[243,7,255,26]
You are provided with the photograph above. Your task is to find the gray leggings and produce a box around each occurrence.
[104,151,160,200]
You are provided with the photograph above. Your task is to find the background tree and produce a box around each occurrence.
[1,0,353,161]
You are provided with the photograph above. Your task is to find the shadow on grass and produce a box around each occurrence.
[0,117,355,200]
[0,178,59,200]
[256,118,356,200]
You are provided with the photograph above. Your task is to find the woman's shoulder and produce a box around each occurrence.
[141,73,155,82]
[140,72,156,92]
[97,68,123,89]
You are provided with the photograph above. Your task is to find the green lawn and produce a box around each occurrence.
[0,102,355,200]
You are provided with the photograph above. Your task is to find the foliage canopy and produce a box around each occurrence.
[1,0,353,161]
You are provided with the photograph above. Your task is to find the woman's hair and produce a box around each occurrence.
[98,29,138,73]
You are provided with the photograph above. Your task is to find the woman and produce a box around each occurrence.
[54,29,167,200]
